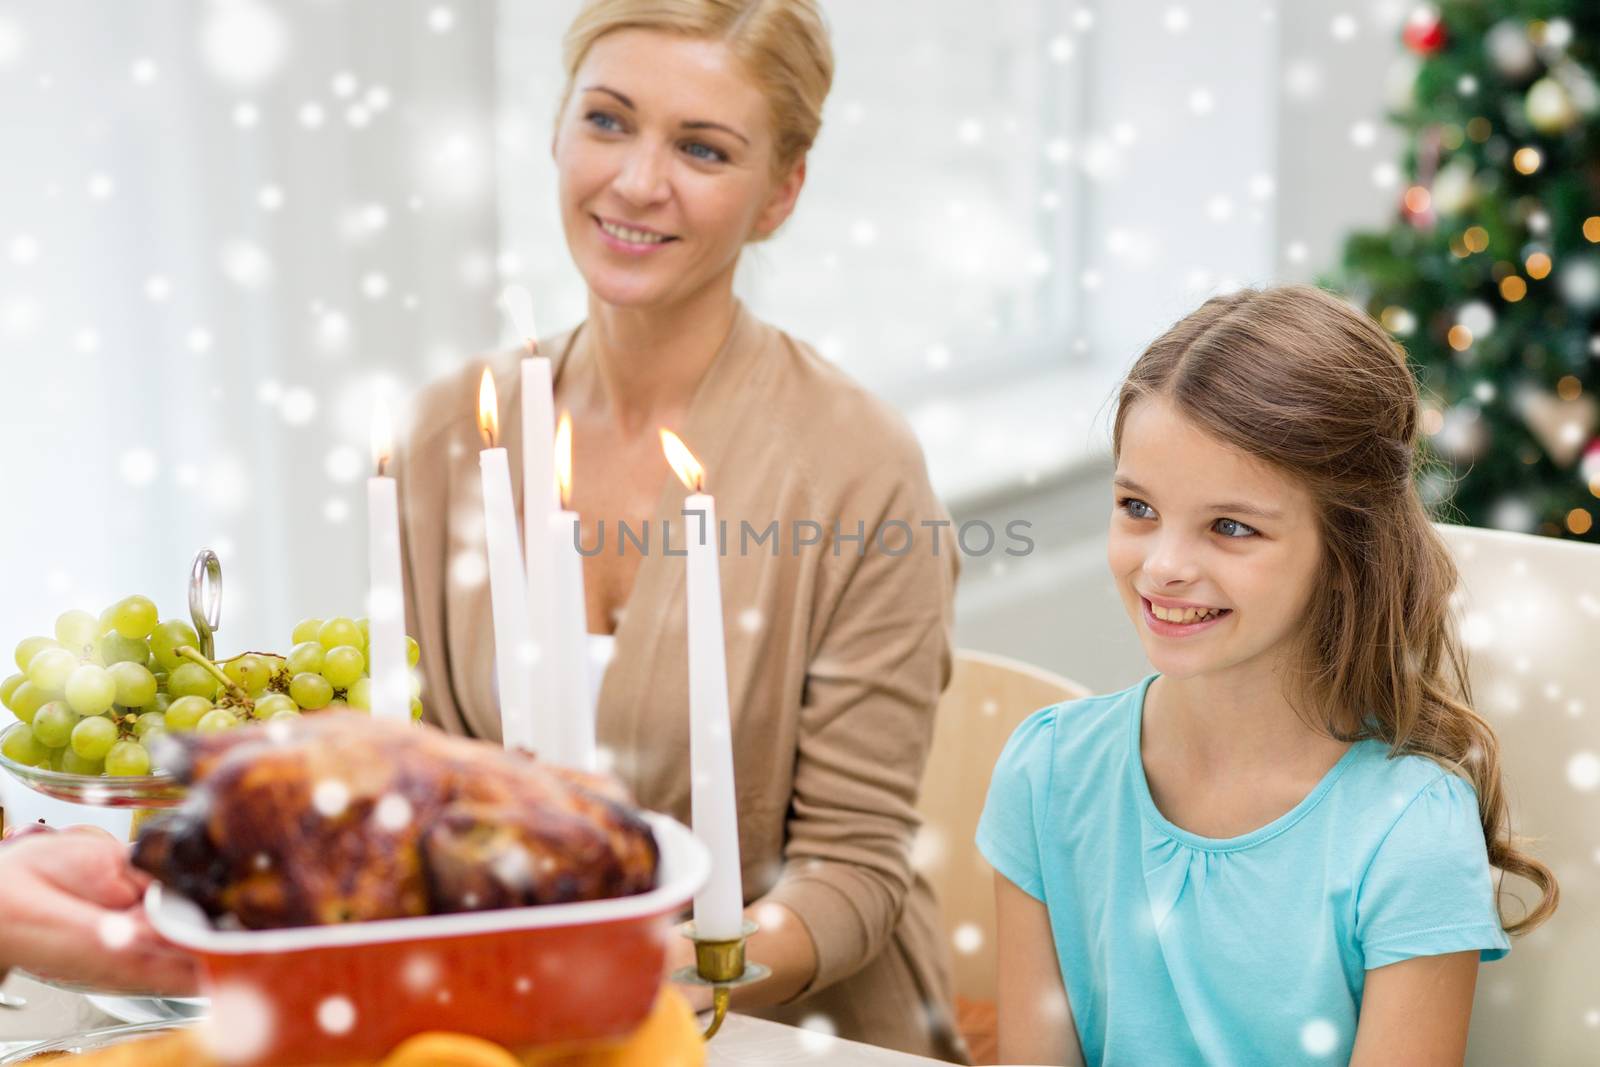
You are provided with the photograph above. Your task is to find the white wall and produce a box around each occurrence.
[1275,0,1412,282]
[1075,1,1280,368]
[0,1,499,654]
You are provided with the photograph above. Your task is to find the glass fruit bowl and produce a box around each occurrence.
[0,723,185,808]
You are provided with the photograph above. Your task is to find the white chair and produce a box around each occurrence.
[916,649,1089,1063]
[1435,524,1600,1066]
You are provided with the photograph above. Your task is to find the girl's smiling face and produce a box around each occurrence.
[553,29,804,310]
[1107,394,1325,682]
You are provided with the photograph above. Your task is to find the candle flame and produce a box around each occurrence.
[477,369,500,448]
[371,394,394,476]
[659,429,705,493]
[499,284,539,354]
[555,411,574,509]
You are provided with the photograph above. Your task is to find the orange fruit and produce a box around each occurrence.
[381,1033,522,1067]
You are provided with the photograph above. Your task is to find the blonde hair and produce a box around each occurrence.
[1114,284,1558,936]
[558,0,834,177]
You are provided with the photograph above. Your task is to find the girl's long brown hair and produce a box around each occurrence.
[1113,284,1557,935]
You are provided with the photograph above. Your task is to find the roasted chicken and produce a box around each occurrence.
[132,713,659,929]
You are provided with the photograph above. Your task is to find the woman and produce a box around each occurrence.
[393,1,966,1059]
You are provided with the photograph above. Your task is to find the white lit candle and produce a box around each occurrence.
[549,412,595,771]
[476,369,535,750]
[505,286,561,757]
[366,397,409,722]
[660,429,742,940]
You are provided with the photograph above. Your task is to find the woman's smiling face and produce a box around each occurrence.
[1107,394,1326,683]
[553,29,803,310]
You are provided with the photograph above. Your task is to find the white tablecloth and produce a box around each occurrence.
[0,973,945,1065]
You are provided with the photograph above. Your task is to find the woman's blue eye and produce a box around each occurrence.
[1214,518,1258,538]
[585,110,623,132]
[1118,497,1154,520]
[683,141,727,163]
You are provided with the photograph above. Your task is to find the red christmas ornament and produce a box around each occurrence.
[1403,7,1446,55]
[1582,437,1600,480]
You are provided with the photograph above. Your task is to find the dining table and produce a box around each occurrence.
[0,972,948,1065]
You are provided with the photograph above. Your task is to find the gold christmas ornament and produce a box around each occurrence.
[1486,20,1538,80]
[1430,160,1478,215]
[1526,77,1579,134]
[1515,387,1600,467]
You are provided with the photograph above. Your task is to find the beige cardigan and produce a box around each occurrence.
[392,305,966,1061]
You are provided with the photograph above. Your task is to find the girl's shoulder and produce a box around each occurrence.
[999,676,1150,769]
[1336,745,1509,963]
[978,679,1151,893]
[1337,741,1482,817]
[1328,744,1494,888]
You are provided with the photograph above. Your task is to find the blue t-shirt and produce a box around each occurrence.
[976,675,1509,1067]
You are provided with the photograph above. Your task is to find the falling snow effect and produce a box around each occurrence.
[316,995,356,1036]
[450,551,489,590]
[202,982,275,1063]
[401,953,442,995]
[0,8,1593,1059]
[1300,1017,1339,1057]
[312,778,351,818]
[1568,752,1600,792]
[324,445,364,484]
[221,239,273,289]
[118,448,159,488]
[374,791,414,832]
[797,1013,838,1053]
[201,0,289,88]
[96,913,136,951]
[951,922,984,955]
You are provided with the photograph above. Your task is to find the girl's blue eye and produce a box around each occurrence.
[1214,517,1258,539]
[683,141,727,163]
[1118,497,1154,520]
[585,110,623,132]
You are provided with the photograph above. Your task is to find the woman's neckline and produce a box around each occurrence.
[1127,674,1369,852]
[553,303,758,645]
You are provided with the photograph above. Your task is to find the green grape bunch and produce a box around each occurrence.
[1,596,424,781]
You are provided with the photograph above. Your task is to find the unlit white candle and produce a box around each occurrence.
[684,491,743,940]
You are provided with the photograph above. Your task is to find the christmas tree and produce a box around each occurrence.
[1329,3,1599,542]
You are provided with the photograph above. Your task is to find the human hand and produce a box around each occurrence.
[0,827,198,995]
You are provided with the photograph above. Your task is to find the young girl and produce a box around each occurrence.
[978,285,1558,1066]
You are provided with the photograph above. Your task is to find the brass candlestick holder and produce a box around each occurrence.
[672,919,770,1040]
